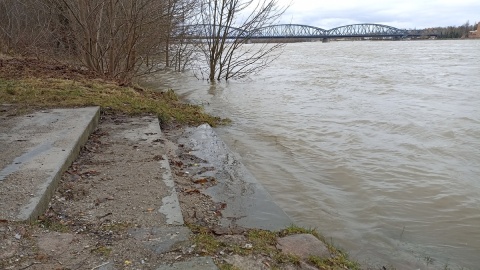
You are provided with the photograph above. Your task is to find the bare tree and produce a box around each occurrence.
[162,0,201,71]
[0,0,59,56]
[196,0,287,81]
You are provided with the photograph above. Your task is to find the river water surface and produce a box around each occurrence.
[151,40,480,269]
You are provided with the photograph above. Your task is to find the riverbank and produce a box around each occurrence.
[0,57,361,269]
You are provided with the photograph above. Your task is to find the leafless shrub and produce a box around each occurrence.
[0,0,58,57]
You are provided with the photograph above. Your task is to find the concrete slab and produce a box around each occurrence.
[0,107,99,221]
[156,257,218,270]
[178,124,293,231]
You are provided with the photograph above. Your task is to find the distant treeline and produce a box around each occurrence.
[429,21,479,39]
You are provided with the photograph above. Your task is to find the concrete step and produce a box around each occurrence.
[0,107,100,221]
[65,114,184,227]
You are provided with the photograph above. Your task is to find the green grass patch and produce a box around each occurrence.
[274,252,301,265]
[91,246,112,257]
[188,224,361,269]
[0,77,228,126]
[34,218,70,233]
[309,250,361,270]
[278,224,322,239]
[247,229,277,254]
[192,233,222,254]
[217,263,241,270]
[309,252,361,270]
[99,221,132,233]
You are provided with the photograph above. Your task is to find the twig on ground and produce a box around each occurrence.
[20,262,40,270]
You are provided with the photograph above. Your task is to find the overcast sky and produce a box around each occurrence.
[277,0,480,29]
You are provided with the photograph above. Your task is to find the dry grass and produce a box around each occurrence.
[0,77,227,126]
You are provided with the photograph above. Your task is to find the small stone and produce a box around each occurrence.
[14,233,21,240]
[243,243,253,249]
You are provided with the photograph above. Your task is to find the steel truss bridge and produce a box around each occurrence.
[182,23,438,40]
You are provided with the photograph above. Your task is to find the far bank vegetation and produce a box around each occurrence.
[0,0,286,84]
[429,21,479,39]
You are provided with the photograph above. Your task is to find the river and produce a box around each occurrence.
[150,40,480,269]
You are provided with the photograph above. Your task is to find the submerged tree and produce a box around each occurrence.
[196,0,286,81]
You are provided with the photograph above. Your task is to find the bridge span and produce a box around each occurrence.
[183,23,438,40]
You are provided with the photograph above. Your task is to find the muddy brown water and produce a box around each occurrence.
[148,40,480,269]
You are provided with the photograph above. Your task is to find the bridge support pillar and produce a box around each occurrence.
[322,38,329,43]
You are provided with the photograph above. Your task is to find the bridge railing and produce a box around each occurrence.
[250,24,327,38]
[326,24,408,38]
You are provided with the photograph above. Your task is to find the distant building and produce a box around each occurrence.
[468,23,480,38]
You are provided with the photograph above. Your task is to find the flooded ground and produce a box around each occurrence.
[148,40,480,269]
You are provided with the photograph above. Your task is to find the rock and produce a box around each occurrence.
[212,226,230,235]
[243,243,253,249]
[276,234,330,259]
[219,234,247,246]
[224,254,269,270]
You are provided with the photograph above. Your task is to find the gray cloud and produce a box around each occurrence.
[277,0,480,29]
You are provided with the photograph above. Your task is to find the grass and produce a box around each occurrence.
[247,229,278,254]
[90,246,112,257]
[193,233,222,254]
[99,221,132,233]
[278,224,322,239]
[34,218,70,233]
[0,77,228,126]
[309,251,361,270]
[217,263,241,270]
